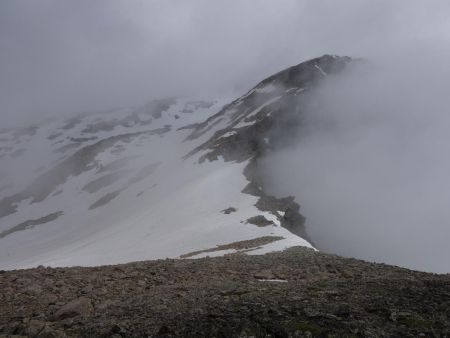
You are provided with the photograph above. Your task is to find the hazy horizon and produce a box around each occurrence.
[2,1,450,127]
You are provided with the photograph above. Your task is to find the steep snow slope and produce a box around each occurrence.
[0,55,350,269]
[0,98,311,269]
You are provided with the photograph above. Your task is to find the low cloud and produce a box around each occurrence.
[261,49,450,273]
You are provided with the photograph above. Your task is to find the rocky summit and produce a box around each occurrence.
[1,247,449,337]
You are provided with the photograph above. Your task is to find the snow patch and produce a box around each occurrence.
[219,131,237,139]
[314,65,327,77]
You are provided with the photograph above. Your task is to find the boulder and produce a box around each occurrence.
[53,297,93,320]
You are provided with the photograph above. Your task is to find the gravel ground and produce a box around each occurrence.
[1,247,449,337]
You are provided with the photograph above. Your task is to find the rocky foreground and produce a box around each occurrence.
[1,247,449,338]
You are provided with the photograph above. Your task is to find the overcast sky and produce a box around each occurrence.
[2,0,450,127]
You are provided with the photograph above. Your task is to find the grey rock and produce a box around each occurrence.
[53,297,93,320]
[24,320,45,337]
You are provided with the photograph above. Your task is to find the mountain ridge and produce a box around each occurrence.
[0,55,349,269]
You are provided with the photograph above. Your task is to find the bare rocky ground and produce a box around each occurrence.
[1,247,449,338]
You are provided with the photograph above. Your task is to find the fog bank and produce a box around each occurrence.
[261,51,450,273]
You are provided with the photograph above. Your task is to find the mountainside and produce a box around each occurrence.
[2,56,450,338]
[0,55,350,270]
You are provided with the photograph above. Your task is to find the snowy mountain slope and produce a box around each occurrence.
[0,55,350,269]
[186,55,351,241]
